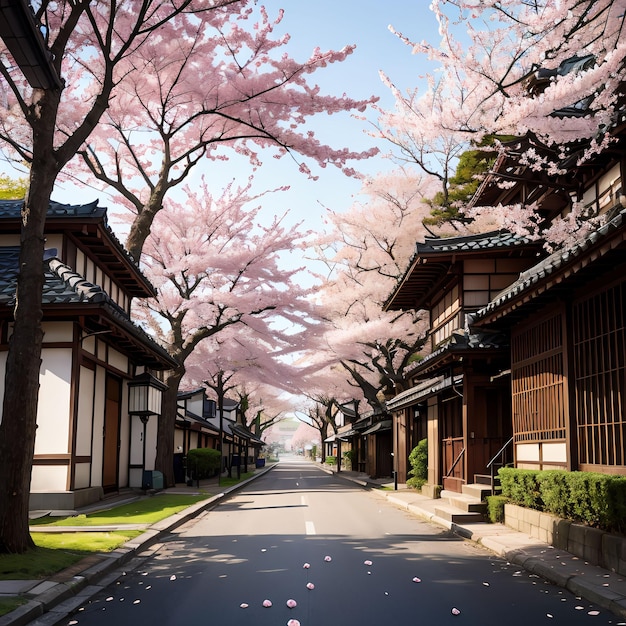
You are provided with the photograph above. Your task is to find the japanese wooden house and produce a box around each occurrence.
[175,388,264,481]
[0,200,177,510]
[467,128,626,476]
[385,231,543,491]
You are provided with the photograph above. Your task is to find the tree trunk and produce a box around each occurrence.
[155,367,184,487]
[0,84,60,553]
[0,169,55,553]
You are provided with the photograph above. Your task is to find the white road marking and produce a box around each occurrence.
[301,495,307,506]
[305,521,316,535]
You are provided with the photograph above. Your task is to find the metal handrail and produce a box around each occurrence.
[486,436,514,469]
[446,446,465,477]
[486,436,513,495]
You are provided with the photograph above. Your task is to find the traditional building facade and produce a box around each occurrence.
[385,98,626,492]
[0,200,177,510]
[385,231,542,490]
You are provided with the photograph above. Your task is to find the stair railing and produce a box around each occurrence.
[446,446,465,477]
[485,436,513,495]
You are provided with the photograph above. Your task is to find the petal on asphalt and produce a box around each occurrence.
[452,608,461,615]
[286,599,297,608]
[287,620,301,626]
[240,603,249,609]
[303,563,311,569]
[263,599,272,607]
[170,575,176,581]
[588,611,600,616]
[307,583,315,590]
[324,556,332,562]
[364,560,373,566]
[412,577,421,583]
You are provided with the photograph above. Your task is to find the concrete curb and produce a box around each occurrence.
[0,464,276,626]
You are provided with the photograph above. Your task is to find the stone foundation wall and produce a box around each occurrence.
[505,503,626,576]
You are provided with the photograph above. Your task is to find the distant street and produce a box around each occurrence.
[63,457,618,626]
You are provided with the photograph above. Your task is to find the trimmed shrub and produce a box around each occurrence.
[186,447,221,478]
[486,495,507,524]
[407,438,428,490]
[325,456,336,465]
[499,468,543,510]
[498,467,626,533]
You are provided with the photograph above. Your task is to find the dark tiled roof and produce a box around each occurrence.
[415,230,532,254]
[386,230,538,311]
[0,247,108,305]
[471,206,626,324]
[0,199,154,297]
[0,247,176,369]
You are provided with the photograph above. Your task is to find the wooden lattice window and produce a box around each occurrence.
[511,311,567,442]
[573,280,626,467]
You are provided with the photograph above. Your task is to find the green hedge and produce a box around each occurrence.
[407,438,428,490]
[499,468,626,533]
[186,447,221,478]
[486,495,507,524]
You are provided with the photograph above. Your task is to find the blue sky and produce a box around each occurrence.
[7,3,440,242]
[231,1,438,234]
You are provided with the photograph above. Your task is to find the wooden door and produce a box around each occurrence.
[103,375,121,492]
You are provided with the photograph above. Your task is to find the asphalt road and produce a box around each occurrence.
[64,457,623,626]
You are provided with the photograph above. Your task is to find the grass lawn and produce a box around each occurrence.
[0,493,209,586]
[30,494,208,527]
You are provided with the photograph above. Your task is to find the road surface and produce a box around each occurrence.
[62,457,621,626]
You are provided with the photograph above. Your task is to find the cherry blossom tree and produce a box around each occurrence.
[309,168,441,413]
[136,178,321,485]
[0,0,378,551]
[73,5,378,260]
[0,0,242,554]
[386,0,626,244]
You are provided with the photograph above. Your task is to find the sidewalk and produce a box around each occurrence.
[329,468,626,620]
[2,463,626,624]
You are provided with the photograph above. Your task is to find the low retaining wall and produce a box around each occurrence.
[505,503,626,576]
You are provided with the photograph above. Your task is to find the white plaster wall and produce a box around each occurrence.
[108,347,128,373]
[516,443,540,462]
[542,442,567,463]
[90,366,106,486]
[187,394,203,416]
[76,366,95,457]
[31,465,68,492]
[35,348,72,455]
[74,463,91,490]
[42,321,73,342]
[118,383,130,487]
[145,416,157,471]
[129,414,145,466]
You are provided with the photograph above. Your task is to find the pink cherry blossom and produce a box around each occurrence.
[413,577,421,583]
[303,563,311,569]
[240,603,248,609]
[262,600,272,608]
[306,583,315,590]
[452,608,461,615]
[324,556,332,562]
[287,620,301,626]
[364,560,373,566]
[286,599,297,608]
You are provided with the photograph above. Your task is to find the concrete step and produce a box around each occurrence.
[434,503,485,524]
[462,483,494,500]
[441,491,488,514]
